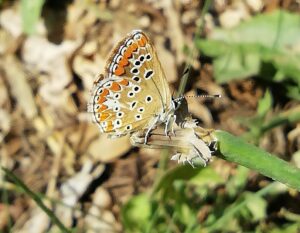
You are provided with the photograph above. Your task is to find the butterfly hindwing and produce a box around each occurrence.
[88,30,172,136]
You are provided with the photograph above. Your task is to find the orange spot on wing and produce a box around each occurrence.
[124,47,133,59]
[119,57,129,67]
[110,82,121,91]
[98,96,107,104]
[138,39,144,47]
[131,43,138,52]
[106,121,113,131]
[99,105,108,111]
[100,113,110,121]
[101,89,109,96]
[119,79,129,86]
[114,66,125,76]
[139,36,147,47]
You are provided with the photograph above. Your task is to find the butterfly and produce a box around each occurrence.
[88,30,177,142]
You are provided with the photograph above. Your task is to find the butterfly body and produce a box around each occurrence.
[88,30,175,140]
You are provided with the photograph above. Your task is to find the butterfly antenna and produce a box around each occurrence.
[174,94,221,102]
[186,94,221,99]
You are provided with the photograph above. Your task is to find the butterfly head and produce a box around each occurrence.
[171,96,184,111]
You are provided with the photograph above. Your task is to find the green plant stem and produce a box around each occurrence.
[176,0,212,98]
[214,130,300,191]
[1,167,72,233]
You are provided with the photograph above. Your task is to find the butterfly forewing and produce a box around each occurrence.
[88,30,172,137]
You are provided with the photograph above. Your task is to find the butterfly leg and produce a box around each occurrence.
[144,115,160,144]
[187,159,196,169]
[165,114,176,137]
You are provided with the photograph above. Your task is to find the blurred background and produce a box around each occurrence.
[0,0,300,232]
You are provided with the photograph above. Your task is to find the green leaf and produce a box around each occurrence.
[175,202,196,226]
[260,106,300,133]
[238,88,272,141]
[257,89,272,117]
[151,165,205,196]
[189,166,225,187]
[206,182,283,232]
[21,0,45,35]
[285,84,300,101]
[197,10,300,85]
[226,166,249,197]
[244,193,267,221]
[269,223,300,233]
[242,102,300,142]
[121,194,152,232]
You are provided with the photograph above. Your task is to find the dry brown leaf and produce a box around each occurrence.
[0,109,11,143]
[88,135,132,163]
[15,207,50,233]
[0,8,23,38]
[219,2,250,28]
[56,161,105,227]
[73,54,106,91]
[3,55,38,119]
[22,37,82,112]
[246,0,264,12]
[84,187,118,233]
[156,36,177,83]
[162,0,185,64]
